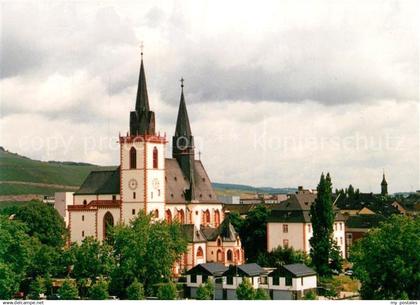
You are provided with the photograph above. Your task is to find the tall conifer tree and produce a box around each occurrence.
[310,173,336,276]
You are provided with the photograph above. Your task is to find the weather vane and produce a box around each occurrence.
[140,41,144,59]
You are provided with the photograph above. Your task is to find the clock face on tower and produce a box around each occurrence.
[152,178,160,190]
[128,178,138,190]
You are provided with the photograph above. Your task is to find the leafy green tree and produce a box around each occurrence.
[329,242,344,273]
[239,205,270,262]
[236,278,255,300]
[28,243,63,278]
[11,201,66,248]
[71,237,115,281]
[126,279,145,300]
[109,212,187,298]
[227,211,244,233]
[257,246,311,268]
[28,276,46,300]
[157,282,177,300]
[89,278,109,300]
[255,288,270,300]
[196,279,214,300]
[350,215,420,300]
[0,263,19,299]
[0,216,34,298]
[309,173,340,276]
[58,279,79,300]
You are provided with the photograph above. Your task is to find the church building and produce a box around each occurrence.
[67,53,244,273]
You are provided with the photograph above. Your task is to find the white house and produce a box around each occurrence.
[268,263,317,300]
[267,192,346,258]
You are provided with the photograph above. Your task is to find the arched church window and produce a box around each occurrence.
[197,246,204,258]
[235,249,241,261]
[130,147,137,169]
[165,209,172,224]
[227,250,233,262]
[177,209,185,224]
[214,210,220,227]
[103,212,114,240]
[153,146,158,169]
[153,209,159,218]
[217,249,223,262]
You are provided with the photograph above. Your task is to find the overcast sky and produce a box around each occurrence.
[1,0,419,193]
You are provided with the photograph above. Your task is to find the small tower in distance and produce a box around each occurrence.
[381,171,388,196]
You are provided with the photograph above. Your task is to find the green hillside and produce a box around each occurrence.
[0,148,105,196]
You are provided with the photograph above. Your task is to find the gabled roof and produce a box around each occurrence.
[223,263,265,277]
[181,224,206,243]
[165,159,218,204]
[75,168,120,195]
[186,263,228,276]
[201,218,238,242]
[269,263,316,278]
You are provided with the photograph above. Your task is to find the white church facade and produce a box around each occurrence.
[67,54,244,274]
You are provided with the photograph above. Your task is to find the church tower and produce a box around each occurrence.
[119,51,166,223]
[381,172,388,196]
[172,79,196,201]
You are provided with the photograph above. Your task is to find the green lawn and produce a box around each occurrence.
[0,183,73,196]
[0,200,32,211]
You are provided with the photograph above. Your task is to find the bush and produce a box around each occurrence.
[196,279,214,300]
[157,282,177,300]
[126,279,144,300]
[58,279,79,300]
[89,278,109,300]
[255,288,270,300]
[236,278,255,300]
[28,276,46,300]
[304,290,317,300]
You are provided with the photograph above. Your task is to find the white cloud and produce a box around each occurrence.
[0,0,418,192]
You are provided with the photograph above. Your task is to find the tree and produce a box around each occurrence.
[196,279,214,300]
[126,279,145,300]
[304,290,317,300]
[329,242,344,273]
[11,201,66,248]
[58,279,79,300]
[309,173,340,276]
[157,282,177,300]
[239,205,270,262]
[257,246,311,268]
[0,263,19,299]
[226,211,244,233]
[28,276,46,300]
[89,278,109,300]
[236,278,255,300]
[350,215,420,300]
[255,288,270,300]
[0,216,34,298]
[109,212,187,298]
[71,237,115,282]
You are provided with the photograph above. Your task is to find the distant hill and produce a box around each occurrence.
[0,148,294,199]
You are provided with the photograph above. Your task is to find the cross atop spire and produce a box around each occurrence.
[180,77,184,89]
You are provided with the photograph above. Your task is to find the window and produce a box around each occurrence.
[227,250,233,261]
[153,147,158,169]
[190,274,197,283]
[112,195,116,201]
[83,200,87,205]
[165,210,172,224]
[132,209,136,215]
[286,277,292,286]
[227,276,233,285]
[103,212,114,240]
[283,224,288,233]
[283,239,289,248]
[197,247,204,258]
[347,233,352,239]
[260,276,267,285]
[133,192,136,199]
[154,209,159,218]
[340,237,343,245]
[202,275,208,283]
[82,230,85,237]
[214,210,220,227]
[130,147,137,169]
[334,223,337,231]
[273,276,279,286]
[339,223,343,230]
[158,189,161,196]
[217,239,221,247]
[82,215,84,221]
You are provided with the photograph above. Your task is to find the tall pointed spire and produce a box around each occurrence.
[135,56,150,113]
[381,170,388,196]
[129,43,155,136]
[175,78,192,137]
[172,78,195,201]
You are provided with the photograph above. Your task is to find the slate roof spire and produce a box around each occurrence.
[129,45,155,136]
[175,78,192,137]
[381,170,388,196]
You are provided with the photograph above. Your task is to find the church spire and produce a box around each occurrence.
[175,78,192,137]
[129,44,155,136]
[135,56,150,113]
[381,171,388,196]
